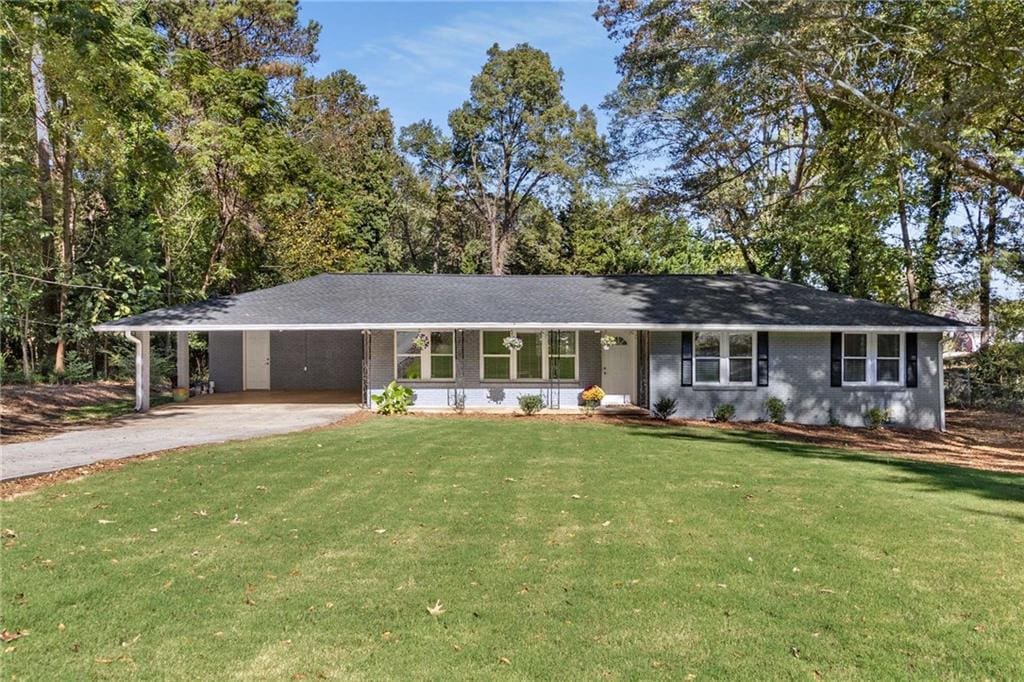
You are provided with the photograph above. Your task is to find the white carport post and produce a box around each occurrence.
[126,331,150,412]
[176,330,189,392]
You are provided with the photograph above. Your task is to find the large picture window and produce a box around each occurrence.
[843,332,903,386]
[394,330,455,381]
[694,331,756,385]
[479,330,578,381]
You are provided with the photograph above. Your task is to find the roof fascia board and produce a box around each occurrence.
[94,322,975,333]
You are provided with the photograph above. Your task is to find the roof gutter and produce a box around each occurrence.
[94,322,980,334]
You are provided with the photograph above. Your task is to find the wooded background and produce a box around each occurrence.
[2,0,1022,385]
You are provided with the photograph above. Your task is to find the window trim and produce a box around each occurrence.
[692,331,756,386]
[842,332,904,387]
[478,330,579,382]
[394,329,455,382]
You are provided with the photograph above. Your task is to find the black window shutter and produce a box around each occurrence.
[830,332,843,387]
[681,332,693,386]
[757,332,769,386]
[905,332,918,388]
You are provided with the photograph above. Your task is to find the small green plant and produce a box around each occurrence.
[652,395,677,420]
[51,350,94,384]
[827,408,841,427]
[865,407,890,430]
[713,403,736,422]
[372,381,414,415]
[451,394,466,414]
[517,393,545,415]
[763,397,786,424]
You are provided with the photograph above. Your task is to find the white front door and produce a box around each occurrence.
[243,331,271,390]
[601,330,635,405]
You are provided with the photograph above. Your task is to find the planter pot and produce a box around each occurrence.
[172,387,189,402]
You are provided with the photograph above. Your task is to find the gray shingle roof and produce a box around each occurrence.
[94,273,969,332]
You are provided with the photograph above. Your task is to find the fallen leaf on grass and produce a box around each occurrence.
[374,528,386,534]
[570,494,581,499]
[974,624,987,633]
[427,600,445,616]
[1,529,16,538]
[1,630,27,642]
[98,519,114,525]
[498,657,511,665]
[229,515,243,525]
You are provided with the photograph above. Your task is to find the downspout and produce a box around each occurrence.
[125,331,144,412]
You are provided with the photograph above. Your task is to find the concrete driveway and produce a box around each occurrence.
[1,401,359,481]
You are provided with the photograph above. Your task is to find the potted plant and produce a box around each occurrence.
[581,385,605,414]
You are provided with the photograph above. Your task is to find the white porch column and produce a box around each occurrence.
[176,331,189,391]
[135,331,151,412]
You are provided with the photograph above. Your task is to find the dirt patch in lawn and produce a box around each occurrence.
[410,408,1024,474]
[1,381,138,443]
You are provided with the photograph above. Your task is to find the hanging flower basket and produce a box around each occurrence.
[413,332,430,351]
[502,335,523,351]
[600,334,625,350]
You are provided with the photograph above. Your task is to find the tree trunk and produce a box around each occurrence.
[917,158,953,312]
[979,185,998,347]
[30,36,58,340]
[54,131,75,374]
[894,163,918,309]
[21,309,33,383]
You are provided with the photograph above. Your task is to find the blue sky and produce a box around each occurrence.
[299,1,620,133]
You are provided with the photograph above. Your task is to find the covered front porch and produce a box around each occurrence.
[121,327,652,413]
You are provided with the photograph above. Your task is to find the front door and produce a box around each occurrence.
[601,330,635,405]
[243,331,271,390]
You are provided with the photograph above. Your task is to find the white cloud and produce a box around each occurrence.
[341,3,604,101]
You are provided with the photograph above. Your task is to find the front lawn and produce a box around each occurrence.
[2,417,1022,678]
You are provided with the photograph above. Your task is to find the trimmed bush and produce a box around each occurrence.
[518,393,545,415]
[865,407,890,429]
[713,403,736,422]
[652,396,677,420]
[763,397,786,424]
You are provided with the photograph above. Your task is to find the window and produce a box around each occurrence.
[876,333,901,384]
[394,330,455,381]
[695,332,721,384]
[728,333,753,383]
[548,331,577,381]
[843,332,903,386]
[480,330,579,381]
[843,333,868,383]
[694,331,756,385]
[482,331,512,380]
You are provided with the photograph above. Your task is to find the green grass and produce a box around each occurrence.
[2,417,1022,679]
[62,395,172,423]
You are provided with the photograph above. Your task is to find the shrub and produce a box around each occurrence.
[518,393,545,415]
[372,381,414,415]
[763,397,786,424]
[827,408,841,427]
[864,407,890,429]
[52,351,94,384]
[652,395,677,420]
[713,403,736,422]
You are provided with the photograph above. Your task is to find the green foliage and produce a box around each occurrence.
[651,396,677,420]
[763,397,786,424]
[713,404,736,422]
[950,343,1024,412]
[517,393,546,415]
[51,350,93,384]
[864,407,891,430]
[372,380,413,415]
[827,408,841,427]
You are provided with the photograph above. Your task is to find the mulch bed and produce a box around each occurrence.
[1,381,136,442]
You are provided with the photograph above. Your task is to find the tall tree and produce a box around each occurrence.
[401,44,605,274]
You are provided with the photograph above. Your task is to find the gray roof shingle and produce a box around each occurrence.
[94,273,969,331]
